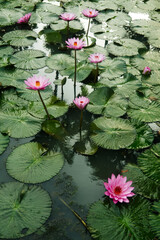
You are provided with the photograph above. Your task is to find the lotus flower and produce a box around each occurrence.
[73,96,90,110]
[24,75,51,90]
[66,37,85,50]
[17,13,32,24]
[89,53,105,63]
[82,9,98,37]
[25,75,51,119]
[82,8,98,18]
[142,66,151,75]
[60,12,76,21]
[104,174,135,204]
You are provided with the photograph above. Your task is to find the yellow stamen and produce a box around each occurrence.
[89,11,92,14]
[36,81,40,86]
[74,42,77,46]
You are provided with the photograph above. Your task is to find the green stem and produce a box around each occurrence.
[94,62,99,83]
[67,21,69,38]
[38,90,50,120]
[86,18,91,37]
[74,49,77,97]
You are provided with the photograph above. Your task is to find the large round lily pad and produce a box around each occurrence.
[3,30,37,47]
[10,50,46,70]
[90,117,136,149]
[6,142,64,183]
[0,182,51,239]
[0,110,43,138]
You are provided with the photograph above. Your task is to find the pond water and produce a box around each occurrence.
[0,0,160,239]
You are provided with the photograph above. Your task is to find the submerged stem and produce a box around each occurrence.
[86,18,91,37]
[80,110,83,130]
[38,90,50,120]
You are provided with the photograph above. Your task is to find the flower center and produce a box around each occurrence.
[114,186,122,195]
[80,101,84,103]
[89,11,92,15]
[74,42,77,46]
[35,81,40,86]
[95,56,99,58]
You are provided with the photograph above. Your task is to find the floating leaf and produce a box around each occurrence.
[17,86,53,102]
[87,197,153,240]
[100,58,127,79]
[46,54,74,71]
[28,96,69,118]
[0,67,31,88]
[149,201,160,239]
[0,133,9,155]
[0,46,14,57]
[107,39,146,56]
[0,110,43,138]
[60,61,92,82]
[3,30,37,47]
[7,142,64,183]
[30,10,59,24]
[90,117,136,149]
[0,9,23,26]
[122,164,160,200]
[127,120,154,149]
[42,119,66,139]
[0,182,51,238]
[138,143,160,184]
[10,50,46,70]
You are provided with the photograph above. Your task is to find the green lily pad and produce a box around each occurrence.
[90,117,136,150]
[0,45,14,57]
[0,110,43,138]
[3,30,37,47]
[0,88,28,111]
[0,67,31,88]
[87,87,127,117]
[30,10,59,24]
[60,61,92,82]
[6,142,64,183]
[138,143,160,184]
[17,86,53,102]
[87,197,153,240]
[122,164,160,200]
[42,119,67,140]
[131,51,160,71]
[107,38,147,56]
[0,133,9,155]
[0,182,51,238]
[0,9,23,26]
[46,54,74,71]
[93,25,126,41]
[100,58,127,79]
[28,96,69,118]
[127,120,154,149]
[51,20,83,31]
[10,50,46,70]
[149,201,160,239]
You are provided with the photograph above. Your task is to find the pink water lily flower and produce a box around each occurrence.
[104,174,135,204]
[66,37,85,50]
[60,12,76,21]
[89,53,105,63]
[17,13,32,24]
[24,75,51,90]
[82,8,98,18]
[142,66,151,75]
[73,96,90,110]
